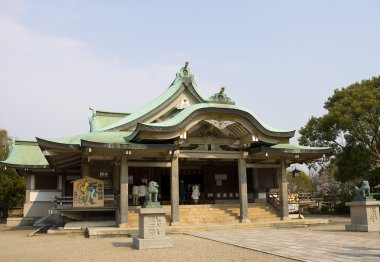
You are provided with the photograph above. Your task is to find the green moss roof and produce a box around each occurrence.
[0,140,49,168]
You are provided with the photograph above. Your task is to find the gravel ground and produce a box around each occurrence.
[1,215,378,262]
[0,225,294,262]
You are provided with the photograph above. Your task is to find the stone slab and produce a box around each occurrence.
[132,237,172,250]
[346,200,380,206]
[345,223,380,232]
[187,228,380,262]
[139,207,166,215]
[64,220,116,230]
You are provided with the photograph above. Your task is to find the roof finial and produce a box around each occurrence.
[183,61,189,77]
[208,86,235,105]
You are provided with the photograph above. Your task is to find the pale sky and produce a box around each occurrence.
[0,0,379,143]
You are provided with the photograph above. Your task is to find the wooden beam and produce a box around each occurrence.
[246,163,281,168]
[128,161,171,168]
[179,150,241,159]
[185,136,238,145]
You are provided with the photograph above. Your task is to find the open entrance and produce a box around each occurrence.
[128,166,171,204]
[179,160,239,204]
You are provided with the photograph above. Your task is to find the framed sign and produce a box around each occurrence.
[72,177,104,208]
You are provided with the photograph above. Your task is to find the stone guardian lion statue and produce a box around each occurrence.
[146,181,159,204]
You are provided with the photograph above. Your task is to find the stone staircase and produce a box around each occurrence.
[126,203,279,226]
[179,204,239,225]
[218,203,280,223]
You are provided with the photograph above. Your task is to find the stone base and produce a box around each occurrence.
[345,223,380,232]
[133,237,172,250]
[345,200,380,232]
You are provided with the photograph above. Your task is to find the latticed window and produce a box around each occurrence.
[35,175,58,190]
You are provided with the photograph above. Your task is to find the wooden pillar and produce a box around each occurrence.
[238,158,249,223]
[279,159,289,219]
[58,175,63,191]
[253,168,260,200]
[30,175,35,190]
[61,174,66,196]
[170,156,179,225]
[119,156,129,227]
[113,163,120,193]
[81,162,90,178]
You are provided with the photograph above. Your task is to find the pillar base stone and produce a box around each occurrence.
[133,237,172,250]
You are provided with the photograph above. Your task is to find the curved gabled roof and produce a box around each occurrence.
[99,66,208,132]
[37,131,133,147]
[127,102,295,142]
[0,140,49,168]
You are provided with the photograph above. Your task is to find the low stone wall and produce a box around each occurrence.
[6,217,38,227]
[23,202,54,217]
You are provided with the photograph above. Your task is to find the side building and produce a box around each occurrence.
[1,63,330,227]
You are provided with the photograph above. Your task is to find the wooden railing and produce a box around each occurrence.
[51,195,117,208]
[266,192,280,211]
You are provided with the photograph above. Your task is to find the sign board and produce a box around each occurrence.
[214,174,227,180]
[73,177,104,208]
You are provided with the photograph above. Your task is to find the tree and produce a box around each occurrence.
[0,130,26,218]
[299,76,380,184]
[287,172,316,193]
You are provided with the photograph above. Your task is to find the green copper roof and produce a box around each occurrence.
[270,144,330,151]
[41,131,133,146]
[144,103,293,134]
[0,140,49,168]
[89,108,130,132]
[99,66,208,132]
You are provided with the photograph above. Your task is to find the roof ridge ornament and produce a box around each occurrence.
[173,61,194,87]
[208,87,235,105]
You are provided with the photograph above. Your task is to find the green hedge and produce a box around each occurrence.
[370,193,380,200]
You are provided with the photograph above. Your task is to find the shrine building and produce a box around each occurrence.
[1,63,330,227]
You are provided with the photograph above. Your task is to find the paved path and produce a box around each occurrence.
[186,228,380,262]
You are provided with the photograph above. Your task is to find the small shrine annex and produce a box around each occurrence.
[1,63,329,227]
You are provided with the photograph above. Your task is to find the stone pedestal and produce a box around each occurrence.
[132,208,172,250]
[345,201,380,232]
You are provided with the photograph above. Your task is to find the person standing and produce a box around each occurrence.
[138,182,147,206]
[132,183,139,206]
[191,184,200,204]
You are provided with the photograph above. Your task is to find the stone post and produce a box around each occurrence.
[279,159,289,219]
[170,156,179,225]
[346,200,380,231]
[119,155,129,227]
[238,157,249,223]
